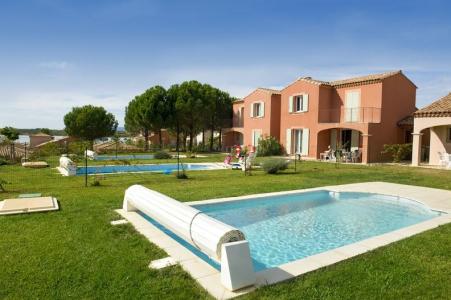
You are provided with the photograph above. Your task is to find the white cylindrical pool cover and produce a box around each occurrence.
[123,185,245,262]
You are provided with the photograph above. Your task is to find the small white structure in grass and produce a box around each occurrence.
[58,156,77,176]
[84,149,97,160]
[123,185,256,291]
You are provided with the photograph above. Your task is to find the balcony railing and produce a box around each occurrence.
[319,107,381,124]
[232,118,244,128]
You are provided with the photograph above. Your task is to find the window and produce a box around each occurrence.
[252,130,262,146]
[447,127,451,143]
[295,95,304,112]
[294,129,303,154]
[251,102,264,118]
[345,90,360,122]
[289,94,309,113]
[286,128,309,155]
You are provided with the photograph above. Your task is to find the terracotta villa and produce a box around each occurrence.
[224,70,417,163]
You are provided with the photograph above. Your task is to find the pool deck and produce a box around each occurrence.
[115,182,451,299]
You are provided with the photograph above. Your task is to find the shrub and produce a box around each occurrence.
[0,178,8,192]
[154,150,172,159]
[0,157,7,165]
[382,143,412,163]
[176,172,188,179]
[262,158,289,174]
[257,136,282,156]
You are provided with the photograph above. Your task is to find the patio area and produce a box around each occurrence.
[412,93,451,169]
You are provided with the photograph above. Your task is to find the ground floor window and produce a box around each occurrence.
[252,130,262,146]
[447,127,451,143]
[293,129,303,154]
[286,128,309,155]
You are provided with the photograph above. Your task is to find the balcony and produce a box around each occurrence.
[319,107,381,124]
[232,118,244,128]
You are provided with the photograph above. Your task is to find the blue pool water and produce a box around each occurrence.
[95,154,155,161]
[76,163,217,175]
[192,191,442,271]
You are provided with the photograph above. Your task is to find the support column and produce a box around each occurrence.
[361,134,371,164]
[411,132,422,166]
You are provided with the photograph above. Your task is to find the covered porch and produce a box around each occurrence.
[316,127,370,163]
[222,129,244,151]
[412,93,451,168]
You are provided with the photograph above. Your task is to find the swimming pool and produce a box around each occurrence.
[191,190,442,271]
[76,163,221,175]
[95,154,154,161]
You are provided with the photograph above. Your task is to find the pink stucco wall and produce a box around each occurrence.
[227,72,417,163]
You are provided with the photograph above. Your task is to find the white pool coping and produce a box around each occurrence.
[116,182,451,299]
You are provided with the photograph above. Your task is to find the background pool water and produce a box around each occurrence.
[95,154,155,161]
[76,163,216,175]
[193,191,442,271]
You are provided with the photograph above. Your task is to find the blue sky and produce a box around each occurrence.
[1,0,451,129]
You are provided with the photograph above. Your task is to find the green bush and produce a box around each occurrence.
[0,157,7,165]
[257,135,282,156]
[0,178,7,192]
[262,158,289,174]
[154,150,172,159]
[382,143,412,163]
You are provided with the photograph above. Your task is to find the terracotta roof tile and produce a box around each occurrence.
[283,70,409,91]
[414,93,451,117]
[330,70,402,88]
[397,115,414,126]
[256,87,282,95]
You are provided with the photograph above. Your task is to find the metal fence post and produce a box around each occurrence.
[85,147,88,187]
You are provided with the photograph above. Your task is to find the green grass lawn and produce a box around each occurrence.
[0,158,450,299]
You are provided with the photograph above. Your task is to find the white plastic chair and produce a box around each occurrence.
[438,152,451,168]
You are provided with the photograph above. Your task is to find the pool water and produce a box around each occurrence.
[76,163,217,175]
[95,154,154,161]
[193,191,442,271]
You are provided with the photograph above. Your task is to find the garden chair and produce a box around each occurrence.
[438,152,451,168]
[351,149,361,163]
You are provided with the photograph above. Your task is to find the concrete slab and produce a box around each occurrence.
[149,257,177,269]
[0,197,59,215]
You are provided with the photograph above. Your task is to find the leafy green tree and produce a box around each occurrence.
[174,81,205,151]
[124,86,168,150]
[38,128,51,135]
[0,127,19,142]
[64,105,118,148]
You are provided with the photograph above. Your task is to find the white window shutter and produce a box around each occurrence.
[286,129,292,154]
[289,96,293,113]
[260,102,265,117]
[301,128,309,155]
[250,103,254,117]
[302,94,309,112]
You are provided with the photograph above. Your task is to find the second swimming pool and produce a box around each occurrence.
[76,163,221,175]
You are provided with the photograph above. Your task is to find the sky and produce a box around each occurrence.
[1,0,451,129]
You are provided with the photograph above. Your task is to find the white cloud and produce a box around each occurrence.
[0,90,131,129]
[38,61,71,70]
